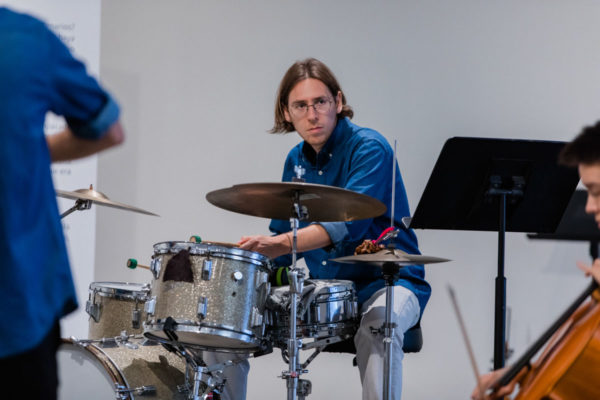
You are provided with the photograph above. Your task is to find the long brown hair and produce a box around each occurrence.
[270,58,353,133]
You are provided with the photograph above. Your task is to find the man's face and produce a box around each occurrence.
[284,78,342,154]
[579,162,600,229]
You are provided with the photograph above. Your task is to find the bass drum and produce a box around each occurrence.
[57,338,188,400]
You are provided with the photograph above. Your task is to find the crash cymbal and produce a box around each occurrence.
[332,248,450,266]
[56,187,159,216]
[206,182,387,222]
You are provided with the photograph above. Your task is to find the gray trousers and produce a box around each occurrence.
[202,285,420,400]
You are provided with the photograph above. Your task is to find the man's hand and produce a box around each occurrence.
[577,258,600,285]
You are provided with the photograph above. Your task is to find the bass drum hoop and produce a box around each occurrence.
[60,339,129,396]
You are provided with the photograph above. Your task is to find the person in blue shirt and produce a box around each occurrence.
[0,7,124,399]
[233,58,431,400]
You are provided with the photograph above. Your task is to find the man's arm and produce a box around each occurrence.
[238,224,331,259]
[47,121,124,162]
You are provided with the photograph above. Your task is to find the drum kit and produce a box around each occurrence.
[56,181,449,400]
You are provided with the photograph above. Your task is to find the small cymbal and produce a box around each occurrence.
[206,182,386,222]
[332,248,450,266]
[56,188,159,216]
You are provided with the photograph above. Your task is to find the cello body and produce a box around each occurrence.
[511,289,600,399]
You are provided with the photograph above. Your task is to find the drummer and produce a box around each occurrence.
[471,123,600,400]
[234,58,431,400]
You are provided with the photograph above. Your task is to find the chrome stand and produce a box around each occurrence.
[282,191,308,400]
[376,262,401,400]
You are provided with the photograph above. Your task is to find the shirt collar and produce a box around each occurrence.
[301,117,351,165]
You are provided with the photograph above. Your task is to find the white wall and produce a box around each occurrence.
[96,1,600,398]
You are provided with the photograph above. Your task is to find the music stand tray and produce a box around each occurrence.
[528,189,600,259]
[410,136,580,369]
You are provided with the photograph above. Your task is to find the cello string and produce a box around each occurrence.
[447,284,486,399]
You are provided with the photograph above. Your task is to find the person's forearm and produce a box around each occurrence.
[280,224,332,254]
[47,121,124,162]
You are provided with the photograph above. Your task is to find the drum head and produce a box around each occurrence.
[57,341,122,400]
[89,282,150,300]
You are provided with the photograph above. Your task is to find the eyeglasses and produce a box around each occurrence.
[288,97,334,118]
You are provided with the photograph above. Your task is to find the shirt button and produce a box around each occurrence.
[321,261,327,266]
[329,153,333,158]
[318,170,323,175]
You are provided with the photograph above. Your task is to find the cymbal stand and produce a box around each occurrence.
[373,261,401,400]
[60,198,92,219]
[282,190,308,400]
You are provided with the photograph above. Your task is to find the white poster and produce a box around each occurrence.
[3,0,101,338]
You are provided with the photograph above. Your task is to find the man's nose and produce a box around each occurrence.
[306,105,319,120]
[585,194,597,215]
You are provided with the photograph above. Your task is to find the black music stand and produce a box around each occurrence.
[409,137,580,369]
[528,189,600,260]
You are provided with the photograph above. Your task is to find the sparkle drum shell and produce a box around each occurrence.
[86,282,150,339]
[144,241,272,351]
[57,338,187,400]
[267,279,358,346]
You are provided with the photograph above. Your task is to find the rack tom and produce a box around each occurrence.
[144,241,272,351]
[86,282,150,339]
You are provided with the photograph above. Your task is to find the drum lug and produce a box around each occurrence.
[145,296,156,315]
[86,300,100,322]
[232,271,243,282]
[150,257,162,279]
[132,309,141,329]
[197,296,208,320]
[202,259,213,281]
[251,306,263,327]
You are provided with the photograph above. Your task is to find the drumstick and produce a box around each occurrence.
[127,258,150,270]
[447,284,486,399]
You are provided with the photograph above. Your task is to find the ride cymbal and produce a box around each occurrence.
[205,182,386,222]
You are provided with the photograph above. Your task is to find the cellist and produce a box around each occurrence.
[471,123,600,400]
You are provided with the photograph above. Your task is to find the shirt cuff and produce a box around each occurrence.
[317,221,348,248]
[70,95,120,139]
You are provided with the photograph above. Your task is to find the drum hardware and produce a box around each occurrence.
[202,259,213,281]
[198,297,208,320]
[69,332,144,349]
[57,184,159,218]
[150,256,162,279]
[297,379,312,400]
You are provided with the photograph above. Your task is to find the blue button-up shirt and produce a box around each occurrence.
[270,117,431,313]
[0,8,119,357]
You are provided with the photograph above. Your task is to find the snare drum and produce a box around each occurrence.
[144,241,272,351]
[57,337,187,400]
[267,279,358,347]
[86,282,150,339]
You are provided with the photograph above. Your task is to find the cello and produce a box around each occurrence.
[488,280,600,399]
